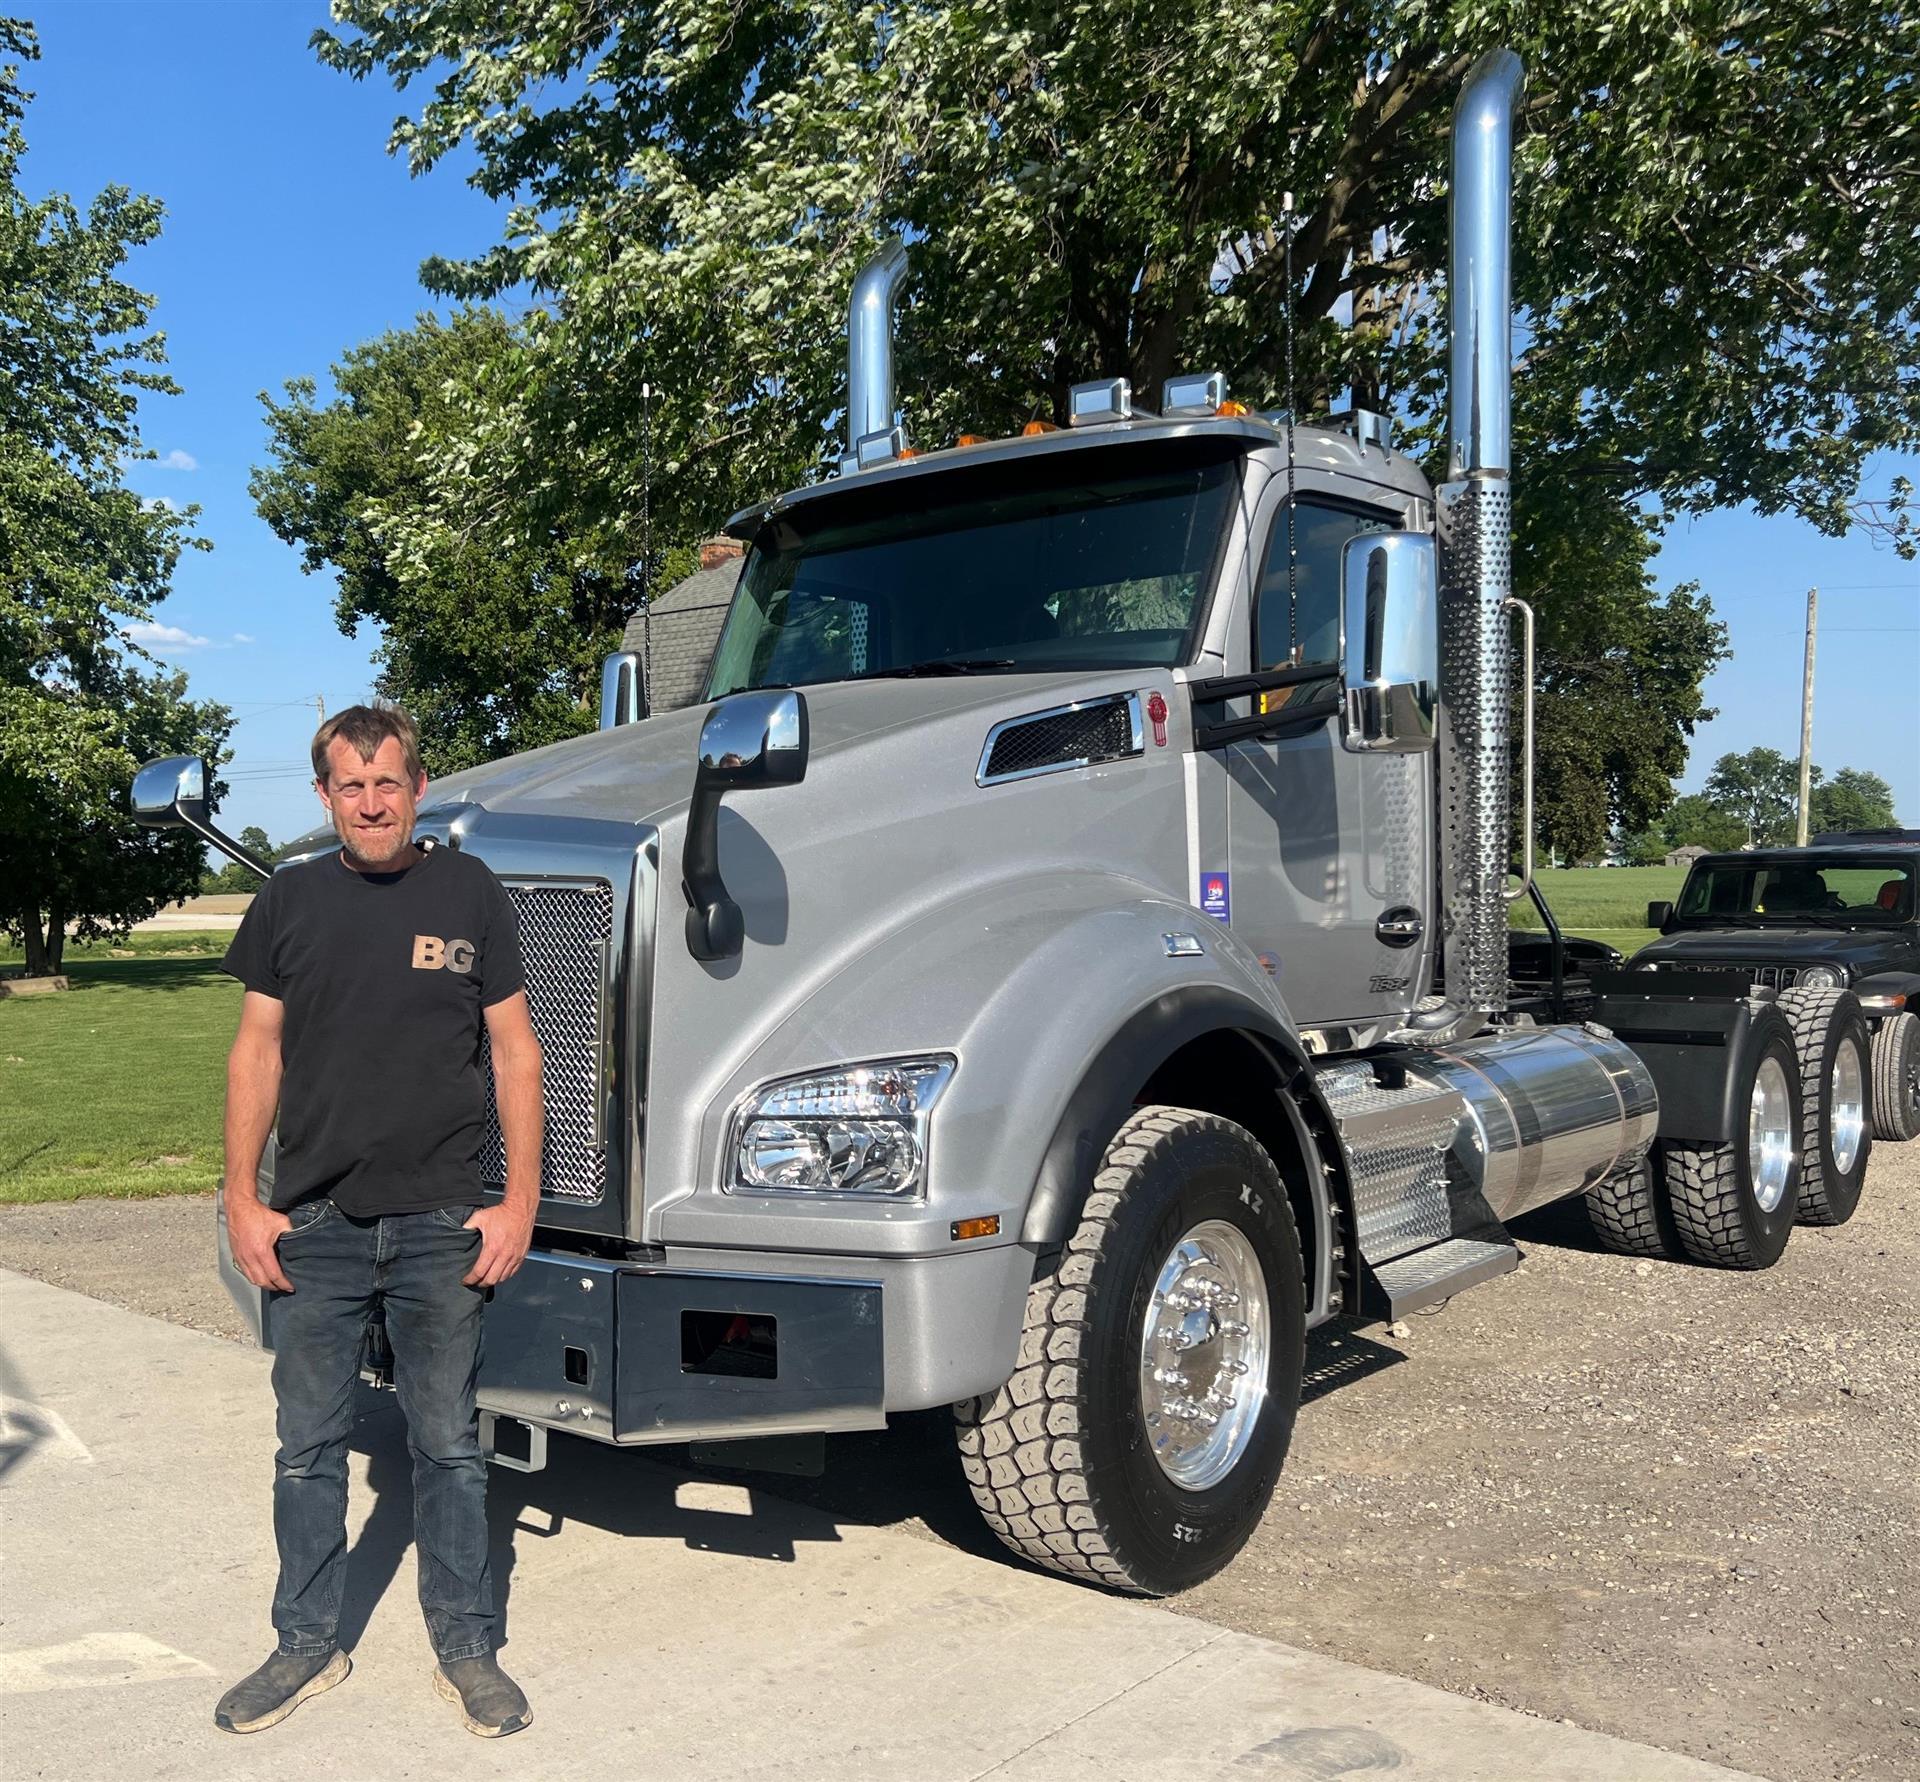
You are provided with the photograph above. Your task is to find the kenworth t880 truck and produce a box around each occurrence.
[135,51,1894,1596]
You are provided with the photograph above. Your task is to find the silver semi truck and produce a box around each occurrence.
[135,50,1890,1596]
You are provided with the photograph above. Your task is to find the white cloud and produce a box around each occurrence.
[142,494,179,513]
[232,632,256,645]
[156,449,198,471]
[126,620,214,654]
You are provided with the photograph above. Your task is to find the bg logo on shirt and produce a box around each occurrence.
[412,934,476,973]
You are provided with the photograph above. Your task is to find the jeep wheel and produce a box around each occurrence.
[953,1107,1305,1595]
[1870,1011,1920,1143]
[1777,987,1872,1225]
[1661,1010,1801,1270]
[1585,1154,1680,1258]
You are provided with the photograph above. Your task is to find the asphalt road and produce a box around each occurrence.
[3,1144,1916,1782]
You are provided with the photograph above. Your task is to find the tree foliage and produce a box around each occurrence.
[251,311,633,773]
[1810,766,1899,835]
[1703,747,1804,847]
[0,23,230,972]
[294,0,1915,823]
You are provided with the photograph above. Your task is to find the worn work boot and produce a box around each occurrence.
[214,1647,350,1734]
[433,1653,532,1737]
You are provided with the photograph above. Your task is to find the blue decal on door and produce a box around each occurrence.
[1200,872,1231,923]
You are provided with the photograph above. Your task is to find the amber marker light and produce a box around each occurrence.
[1216,399,1250,416]
[1021,419,1060,435]
[956,433,988,447]
[951,1215,1001,1242]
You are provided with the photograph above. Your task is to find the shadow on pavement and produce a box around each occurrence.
[1507,1194,1615,1258]
[331,1312,1418,1652]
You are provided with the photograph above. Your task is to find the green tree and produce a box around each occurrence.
[301,0,1915,831]
[1809,767,1899,836]
[0,24,230,974]
[1659,793,1747,855]
[251,312,630,773]
[1703,748,1805,848]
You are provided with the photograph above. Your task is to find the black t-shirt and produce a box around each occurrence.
[222,845,527,1216]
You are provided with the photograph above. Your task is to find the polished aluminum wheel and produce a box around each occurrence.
[1830,1039,1866,1176]
[1138,1219,1270,1491]
[1749,1054,1795,1213]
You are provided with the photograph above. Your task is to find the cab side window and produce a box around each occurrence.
[1256,499,1396,671]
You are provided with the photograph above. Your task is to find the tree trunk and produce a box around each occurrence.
[19,911,48,978]
[46,904,65,974]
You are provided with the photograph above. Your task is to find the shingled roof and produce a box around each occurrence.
[620,552,741,713]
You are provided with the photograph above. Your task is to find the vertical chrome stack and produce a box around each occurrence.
[841,239,909,472]
[1437,50,1526,1015]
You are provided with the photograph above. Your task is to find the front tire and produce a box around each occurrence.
[1777,987,1872,1225]
[954,1107,1306,1595]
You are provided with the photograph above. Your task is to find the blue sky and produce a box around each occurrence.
[20,3,1920,849]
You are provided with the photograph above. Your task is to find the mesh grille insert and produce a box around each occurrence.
[481,881,614,1203]
[982,697,1137,783]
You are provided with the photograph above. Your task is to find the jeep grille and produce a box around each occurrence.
[1659,960,1807,991]
[480,881,614,1203]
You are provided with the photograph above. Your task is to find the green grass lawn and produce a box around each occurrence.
[1509,864,1687,960]
[1,948,239,1203]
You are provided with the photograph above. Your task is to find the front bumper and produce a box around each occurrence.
[216,1203,1031,1445]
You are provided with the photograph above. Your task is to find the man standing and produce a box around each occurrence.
[213,705,544,1739]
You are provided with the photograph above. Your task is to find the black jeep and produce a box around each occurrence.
[1631,834,1920,1141]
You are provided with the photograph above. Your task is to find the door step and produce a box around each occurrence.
[1364,1235,1519,1320]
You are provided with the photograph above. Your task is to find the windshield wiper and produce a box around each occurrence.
[844,658,1018,680]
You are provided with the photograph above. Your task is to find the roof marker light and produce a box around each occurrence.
[1068,378,1134,427]
[1161,371,1229,417]
[1021,419,1060,435]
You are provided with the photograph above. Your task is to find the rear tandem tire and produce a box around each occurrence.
[1776,987,1873,1226]
[1661,1009,1802,1270]
[953,1106,1306,1596]
[1585,1154,1681,1259]
[1869,1011,1920,1143]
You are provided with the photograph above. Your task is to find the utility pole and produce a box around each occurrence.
[1796,588,1818,846]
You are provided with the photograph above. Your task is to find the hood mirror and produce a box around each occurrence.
[683,690,810,960]
[129,754,273,882]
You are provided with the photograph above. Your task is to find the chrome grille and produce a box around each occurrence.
[481,882,613,1203]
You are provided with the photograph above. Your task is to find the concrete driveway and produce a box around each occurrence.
[0,1269,1756,1781]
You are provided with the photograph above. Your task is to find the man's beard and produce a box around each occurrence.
[336,814,413,867]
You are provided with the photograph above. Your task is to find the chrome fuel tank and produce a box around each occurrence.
[1416,1023,1658,1221]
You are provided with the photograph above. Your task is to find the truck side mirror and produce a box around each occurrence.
[682,689,809,961]
[1340,532,1438,754]
[1646,900,1674,930]
[129,755,273,882]
[600,651,648,728]
[132,755,210,828]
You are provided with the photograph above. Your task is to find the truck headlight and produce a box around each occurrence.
[730,1057,955,1196]
[1796,965,1843,990]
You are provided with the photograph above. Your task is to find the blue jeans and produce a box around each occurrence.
[267,1201,493,1663]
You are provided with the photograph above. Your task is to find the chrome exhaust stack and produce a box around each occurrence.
[1437,49,1526,1016]
[841,239,909,472]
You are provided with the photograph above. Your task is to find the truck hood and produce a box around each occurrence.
[1636,928,1910,970]
[281,671,1142,854]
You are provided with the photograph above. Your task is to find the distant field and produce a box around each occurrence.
[1509,864,1684,959]
[0,951,236,1203]
[1,930,240,967]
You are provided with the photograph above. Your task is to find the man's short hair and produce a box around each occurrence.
[311,704,424,785]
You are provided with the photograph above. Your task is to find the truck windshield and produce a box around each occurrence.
[705,455,1238,697]
[1675,857,1915,924]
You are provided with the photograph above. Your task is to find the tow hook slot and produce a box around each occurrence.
[480,1412,548,1475]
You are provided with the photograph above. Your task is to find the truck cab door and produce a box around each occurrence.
[1216,492,1436,1028]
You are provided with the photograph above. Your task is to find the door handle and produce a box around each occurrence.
[1376,907,1424,948]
